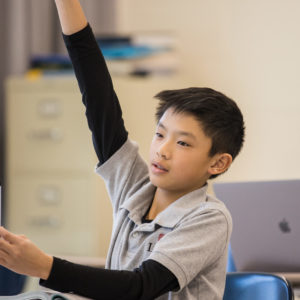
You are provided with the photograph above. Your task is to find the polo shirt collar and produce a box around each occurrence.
[121,181,208,229]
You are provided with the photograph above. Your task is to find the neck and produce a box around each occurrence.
[147,188,192,220]
[147,180,208,220]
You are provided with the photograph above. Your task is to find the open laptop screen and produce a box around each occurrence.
[214,180,300,272]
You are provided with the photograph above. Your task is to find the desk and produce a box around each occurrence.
[294,287,300,300]
[276,273,300,285]
[276,273,300,300]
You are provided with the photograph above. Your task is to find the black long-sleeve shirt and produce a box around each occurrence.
[40,25,179,300]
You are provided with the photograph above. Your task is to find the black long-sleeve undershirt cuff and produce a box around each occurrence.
[40,257,179,300]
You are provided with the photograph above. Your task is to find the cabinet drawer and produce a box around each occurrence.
[6,90,97,172]
[6,174,108,256]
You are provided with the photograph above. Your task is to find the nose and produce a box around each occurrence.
[157,140,171,160]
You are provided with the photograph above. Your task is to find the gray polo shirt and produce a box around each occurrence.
[96,139,232,300]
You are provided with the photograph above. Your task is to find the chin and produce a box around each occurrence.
[149,176,174,192]
[149,174,159,187]
[148,174,163,188]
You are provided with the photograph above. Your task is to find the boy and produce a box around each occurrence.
[0,1,244,299]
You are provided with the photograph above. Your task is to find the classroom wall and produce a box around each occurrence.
[113,0,300,183]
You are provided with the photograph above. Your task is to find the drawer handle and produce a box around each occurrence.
[38,99,62,118]
[29,216,62,228]
[29,128,63,142]
[38,186,61,205]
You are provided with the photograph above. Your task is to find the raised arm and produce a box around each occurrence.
[54,0,87,35]
[54,0,128,165]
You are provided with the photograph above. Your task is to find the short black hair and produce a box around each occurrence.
[154,87,245,179]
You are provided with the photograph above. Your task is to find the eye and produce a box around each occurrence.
[178,141,190,147]
[155,132,164,138]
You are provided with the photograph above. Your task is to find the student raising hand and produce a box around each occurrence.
[0,227,53,280]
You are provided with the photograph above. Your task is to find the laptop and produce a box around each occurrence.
[213,180,300,273]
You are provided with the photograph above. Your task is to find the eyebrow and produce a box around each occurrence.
[158,122,197,140]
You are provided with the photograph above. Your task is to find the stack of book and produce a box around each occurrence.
[97,32,178,76]
[26,32,178,78]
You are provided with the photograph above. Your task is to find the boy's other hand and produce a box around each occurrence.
[0,226,53,280]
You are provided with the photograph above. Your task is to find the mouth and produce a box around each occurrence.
[151,162,169,173]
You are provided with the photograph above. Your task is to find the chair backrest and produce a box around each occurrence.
[0,266,26,295]
[226,244,236,272]
[223,272,294,300]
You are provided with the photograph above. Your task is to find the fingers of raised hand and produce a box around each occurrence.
[0,236,14,267]
[0,226,19,244]
[0,228,29,268]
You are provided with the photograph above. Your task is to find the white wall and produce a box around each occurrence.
[114,0,300,182]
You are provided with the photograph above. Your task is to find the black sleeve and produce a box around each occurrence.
[40,257,179,300]
[63,24,128,165]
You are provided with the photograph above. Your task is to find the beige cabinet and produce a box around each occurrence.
[5,77,111,257]
[5,75,185,257]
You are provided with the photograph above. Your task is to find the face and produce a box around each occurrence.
[149,108,220,198]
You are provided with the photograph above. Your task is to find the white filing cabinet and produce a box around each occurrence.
[4,74,185,258]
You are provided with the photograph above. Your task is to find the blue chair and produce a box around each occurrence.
[226,244,236,272]
[0,266,26,295]
[223,272,294,300]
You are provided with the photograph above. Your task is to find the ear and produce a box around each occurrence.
[208,153,233,176]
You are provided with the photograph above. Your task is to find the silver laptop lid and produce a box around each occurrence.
[213,180,300,272]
